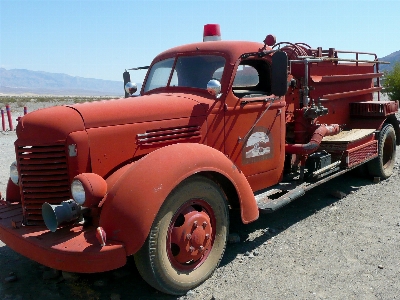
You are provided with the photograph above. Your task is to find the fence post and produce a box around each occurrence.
[1,109,5,131]
[6,104,13,131]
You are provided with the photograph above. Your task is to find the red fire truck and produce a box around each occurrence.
[0,24,398,295]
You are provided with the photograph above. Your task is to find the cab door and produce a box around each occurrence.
[224,59,286,191]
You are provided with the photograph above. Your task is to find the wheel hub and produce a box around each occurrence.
[168,200,215,270]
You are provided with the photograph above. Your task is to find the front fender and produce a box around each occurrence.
[6,178,21,203]
[100,143,258,255]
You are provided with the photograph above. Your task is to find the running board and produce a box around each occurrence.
[255,163,353,213]
[256,186,305,213]
[308,161,341,181]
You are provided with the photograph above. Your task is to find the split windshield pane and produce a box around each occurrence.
[144,55,226,93]
[143,58,175,92]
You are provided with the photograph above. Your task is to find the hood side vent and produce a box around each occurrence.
[137,125,201,146]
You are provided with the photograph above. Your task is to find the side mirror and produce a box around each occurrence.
[123,70,131,98]
[125,82,138,96]
[207,79,222,98]
[271,51,288,96]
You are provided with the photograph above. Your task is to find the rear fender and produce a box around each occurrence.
[349,115,400,145]
[384,114,400,145]
[100,143,258,255]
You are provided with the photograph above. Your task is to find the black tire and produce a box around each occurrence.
[134,175,229,295]
[367,124,396,179]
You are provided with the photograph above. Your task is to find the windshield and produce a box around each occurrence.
[144,55,226,93]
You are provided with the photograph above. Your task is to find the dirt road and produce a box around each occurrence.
[1,111,400,300]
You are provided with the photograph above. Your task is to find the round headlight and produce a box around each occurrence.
[10,161,19,185]
[71,179,86,205]
[72,173,107,208]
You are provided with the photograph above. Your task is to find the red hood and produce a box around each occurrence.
[16,105,85,145]
[68,93,209,129]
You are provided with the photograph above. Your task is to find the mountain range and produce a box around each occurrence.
[0,68,125,96]
[379,50,400,73]
[0,50,399,96]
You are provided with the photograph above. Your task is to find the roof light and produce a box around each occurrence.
[203,24,221,42]
[264,34,276,47]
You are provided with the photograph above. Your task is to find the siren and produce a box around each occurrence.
[42,200,82,232]
[203,24,221,42]
[264,34,276,47]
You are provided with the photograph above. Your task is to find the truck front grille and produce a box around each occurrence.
[17,144,70,225]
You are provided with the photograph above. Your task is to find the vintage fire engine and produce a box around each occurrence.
[0,24,398,295]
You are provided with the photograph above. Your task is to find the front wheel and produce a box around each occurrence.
[134,175,229,295]
[367,124,397,179]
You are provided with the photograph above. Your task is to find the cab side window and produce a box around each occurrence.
[232,60,271,98]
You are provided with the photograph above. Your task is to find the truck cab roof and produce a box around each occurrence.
[154,40,268,63]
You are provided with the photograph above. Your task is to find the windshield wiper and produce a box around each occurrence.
[128,66,150,70]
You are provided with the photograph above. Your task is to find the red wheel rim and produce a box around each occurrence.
[167,199,216,271]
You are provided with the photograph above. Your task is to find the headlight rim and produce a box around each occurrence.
[71,179,86,206]
[71,173,107,208]
[10,161,19,185]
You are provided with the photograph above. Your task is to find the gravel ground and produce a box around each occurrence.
[1,100,400,300]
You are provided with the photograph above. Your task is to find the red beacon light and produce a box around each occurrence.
[203,24,221,42]
[264,34,276,47]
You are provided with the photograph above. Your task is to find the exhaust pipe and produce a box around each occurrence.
[42,200,82,232]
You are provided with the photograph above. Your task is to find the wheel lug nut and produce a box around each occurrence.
[199,246,204,252]
[189,246,195,253]
[202,221,207,228]
[193,221,198,228]
[186,233,192,240]
[205,234,210,240]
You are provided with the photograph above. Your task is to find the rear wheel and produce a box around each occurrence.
[134,176,229,295]
[367,124,396,179]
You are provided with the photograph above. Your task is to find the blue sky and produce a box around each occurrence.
[1,0,399,84]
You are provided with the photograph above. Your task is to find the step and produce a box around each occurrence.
[255,185,305,213]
